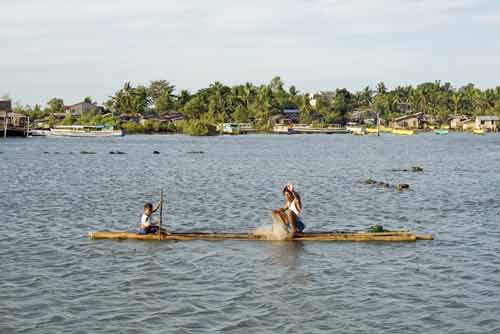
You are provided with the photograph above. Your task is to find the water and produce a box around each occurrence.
[1,133,499,333]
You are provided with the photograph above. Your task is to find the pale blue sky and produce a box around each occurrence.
[1,0,499,105]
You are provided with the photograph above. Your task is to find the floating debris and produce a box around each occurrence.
[367,225,386,233]
[392,165,424,173]
[109,151,127,155]
[153,151,160,154]
[364,179,410,191]
[187,151,205,154]
[80,151,96,154]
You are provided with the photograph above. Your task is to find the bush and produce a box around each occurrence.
[179,120,217,136]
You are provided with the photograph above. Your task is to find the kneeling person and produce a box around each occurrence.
[139,202,161,234]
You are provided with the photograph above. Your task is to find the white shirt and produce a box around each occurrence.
[140,213,151,228]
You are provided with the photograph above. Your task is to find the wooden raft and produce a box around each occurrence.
[88,230,433,242]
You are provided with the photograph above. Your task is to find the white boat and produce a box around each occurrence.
[49,125,123,137]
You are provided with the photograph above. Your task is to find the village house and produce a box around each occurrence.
[475,116,499,132]
[462,119,476,131]
[391,112,426,129]
[1,99,29,136]
[349,107,377,125]
[449,115,470,130]
[159,111,184,124]
[282,108,300,123]
[64,101,105,115]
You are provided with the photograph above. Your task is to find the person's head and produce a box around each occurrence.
[143,202,153,215]
[283,188,294,202]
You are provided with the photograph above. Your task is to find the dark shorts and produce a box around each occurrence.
[296,219,305,232]
[138,225,159,235]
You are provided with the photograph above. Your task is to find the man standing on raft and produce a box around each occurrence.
[272,182,305,238]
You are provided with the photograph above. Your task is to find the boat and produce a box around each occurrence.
[365,128,379,134]
[219,123,241,135]
[88,230,433,242]
[473,128,485,135]
[435,129,449,135]
[49,125,123,137]
[346,126,366,135]
[392,129,416,135]
[273,125,295,134]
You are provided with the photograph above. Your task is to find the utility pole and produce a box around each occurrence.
[377,112,380,137]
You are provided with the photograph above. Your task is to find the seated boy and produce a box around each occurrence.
[138,202,161,234]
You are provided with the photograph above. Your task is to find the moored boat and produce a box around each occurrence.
[473,128,485,135]
[435,129,449,135]
[49,125,123,137]
[392,129,416,135]
[88,230,433,242]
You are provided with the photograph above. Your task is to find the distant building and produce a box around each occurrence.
[64,101,104,115]
[1,99,29,136]
[475,116,499,132]
[449,115,470,130]
[0,99,12,113]
[349,107,376,125]
[282,108,300,123]
[159,111,184,124]
[391,112,426,129]
[0,113,29,137]
[119,113,140,123]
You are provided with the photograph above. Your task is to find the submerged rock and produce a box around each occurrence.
[396,184,410,191]
[365,179,410,192]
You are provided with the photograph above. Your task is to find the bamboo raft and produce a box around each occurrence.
[88,230,433,242]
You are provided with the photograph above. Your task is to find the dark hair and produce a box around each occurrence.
[144,202,153,210]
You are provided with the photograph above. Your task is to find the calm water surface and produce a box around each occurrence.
[1,133,499,333]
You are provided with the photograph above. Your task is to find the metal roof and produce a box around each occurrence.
[476,116,499,121]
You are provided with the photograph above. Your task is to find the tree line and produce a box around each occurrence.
[6,78,500,135]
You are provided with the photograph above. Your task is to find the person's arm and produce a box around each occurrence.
[152,202,161,213]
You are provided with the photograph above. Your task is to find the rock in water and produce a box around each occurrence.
[411,166,424,172]
[153,151,160,154]
[396,184,410,191]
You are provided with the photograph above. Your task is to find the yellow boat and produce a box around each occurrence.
[473,128,485,135]
[379,126,393,133]
[392,129,416,135]
[88,230,433,242]
[365,128,379,134]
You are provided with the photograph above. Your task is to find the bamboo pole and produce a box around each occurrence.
[158,190,164,240]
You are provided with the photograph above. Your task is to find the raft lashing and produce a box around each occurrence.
[88,230,433,242]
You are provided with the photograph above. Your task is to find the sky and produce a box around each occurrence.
[1,0,499,105]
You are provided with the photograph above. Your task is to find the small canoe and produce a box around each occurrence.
[435,129,449,135]
[473,128,485,135]
[88,230,433,242]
